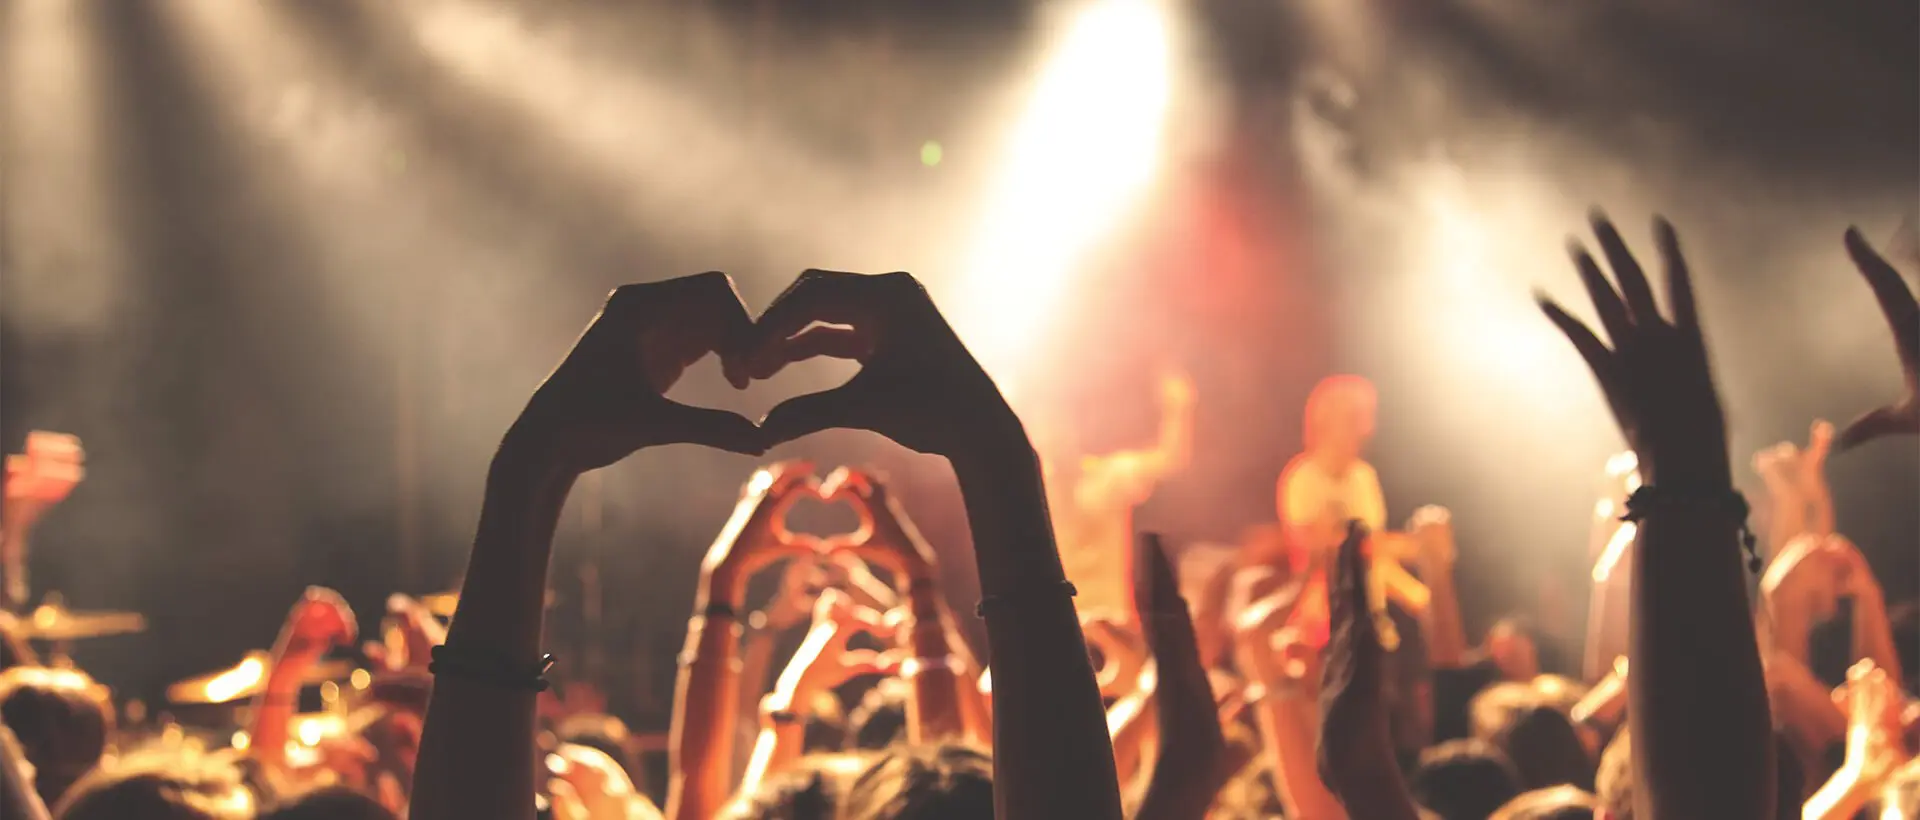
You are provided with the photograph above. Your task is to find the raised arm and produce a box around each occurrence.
[411,273,768,820]
[1834,229,1918,451]
[666,464,815,820]
[1315,524,1422,820]
[1079,372,1196,510]
[737,590,887,798]
[249,589,358,780]
[1133,533,1235,820]
[1408,507,1467,669]
[754,270,1123,820]
[1,433,84,613]
[821,467,974,745]
[1538,214,1774,819]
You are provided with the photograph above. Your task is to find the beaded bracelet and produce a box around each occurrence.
[428,645,555,692]
[1619,485,1762,572]
[976,580,1078,618]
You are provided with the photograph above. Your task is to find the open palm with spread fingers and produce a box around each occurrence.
[1537,214,1730,490]
[1836,228,1918,451]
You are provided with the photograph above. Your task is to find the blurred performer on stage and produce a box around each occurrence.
[1042,372,1195,624]
[1274,375,1428,650]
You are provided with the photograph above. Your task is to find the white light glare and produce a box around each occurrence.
[954,0,1174,377]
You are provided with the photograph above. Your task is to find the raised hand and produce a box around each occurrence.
[1315,522,1421,819]
[734,270,1022,456]
[1540,213,1775,819]
[283,587,359,656]
[507,273,765,472]
[1538,214,1728,489]
[1835,229,1918,450]
[818,466,931,583]
[767,590,891,713]
[4,432,84,518]
[1316,523,1390,783]
[700,462,822,599]
[1132,533,1232,820]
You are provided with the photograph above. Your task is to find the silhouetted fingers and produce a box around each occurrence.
[1572,243,1635,346]
[1654,217,1699,333]
[1834,404,1918,452]
[755,270,871,352]
[1846,227,1920,377]
[1539,297,1620,392]
[1592,213,1661,326]
[656,401,766,456]
[750,325,874,380]
[761,385,875,448]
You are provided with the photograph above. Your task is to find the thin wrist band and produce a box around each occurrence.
[976,580,1077,618]
[1619,485,1761,572]
[429,645,555,692]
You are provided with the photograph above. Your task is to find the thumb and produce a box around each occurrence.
[762,386,865,447]
[659,401,767,456]
[1835,405,1916,452]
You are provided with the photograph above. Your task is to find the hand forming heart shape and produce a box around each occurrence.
[504,269,1027,476]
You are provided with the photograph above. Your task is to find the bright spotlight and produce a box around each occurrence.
[950,0,1174,382]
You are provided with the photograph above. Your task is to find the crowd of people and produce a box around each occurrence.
[0,215,1916,820]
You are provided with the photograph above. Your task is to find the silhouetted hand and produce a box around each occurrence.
[1835,229,1918,451]
[1538,214,1729,489]
[507,273,765,472]
[1133,533,1231,820]
[732,270,1022,456]
[1316,523,1394,789]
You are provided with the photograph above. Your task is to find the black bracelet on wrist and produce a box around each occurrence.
[976,580,1077,618]
[428,645,555,692]
[764,709,800,726]
[1620,485,1761,572]
[701,600,738,620]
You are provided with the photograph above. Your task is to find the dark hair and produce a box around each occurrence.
[1484,698,1593,792]
[840,743,993,820]
[724,752,866,820]
[0,666,113,808]
[847,678,910,751]
[1489,786,1598,820]
[53,753,253,820]
[1409,739,1523,820]
[258,785,396,820]
[1593,728,1632,820]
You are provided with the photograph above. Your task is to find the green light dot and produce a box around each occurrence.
[920,140,943,167]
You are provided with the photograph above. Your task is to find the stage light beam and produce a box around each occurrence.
[950,0,1175,382]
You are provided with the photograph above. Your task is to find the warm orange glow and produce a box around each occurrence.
[203,653,268,704]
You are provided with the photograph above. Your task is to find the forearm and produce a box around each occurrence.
[903,590,967,742]
[249,645,320,773]
[952,445,1124,820]
[1106,690,1155,786]
[1250,693,1346,820]
[1851,588,1902,686]
[1,530,28,611]
[412,451,576,820]
[1762,483,1806,559]
[1421,566,1467,668]
[666,585,746,820]
[737,714,805,799]
[1630,511,1775,820]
